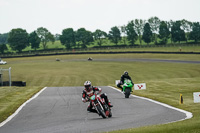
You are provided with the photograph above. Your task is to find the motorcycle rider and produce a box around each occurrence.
[82,81,113,113]
[117,71,134,91]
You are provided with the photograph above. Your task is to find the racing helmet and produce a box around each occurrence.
[124,71,129,76]
[84,81,92,91]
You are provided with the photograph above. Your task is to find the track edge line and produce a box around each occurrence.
[108,86,193,123]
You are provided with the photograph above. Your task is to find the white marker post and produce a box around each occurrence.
[193,92,200,103]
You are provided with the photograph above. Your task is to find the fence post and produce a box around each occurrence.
[9,67,11,87]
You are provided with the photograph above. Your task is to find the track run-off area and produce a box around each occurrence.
[0,86,192,133]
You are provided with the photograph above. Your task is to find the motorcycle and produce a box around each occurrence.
[122,79,133,98]
[89,93,112,118]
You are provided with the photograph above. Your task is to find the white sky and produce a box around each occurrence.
[0,0,200,34]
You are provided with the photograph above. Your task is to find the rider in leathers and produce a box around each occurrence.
[117,71,134,91]
[82,81,113,113]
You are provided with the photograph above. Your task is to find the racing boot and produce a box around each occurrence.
[102,93,113,107]
[108,102,113,108]
[119,87,123,92]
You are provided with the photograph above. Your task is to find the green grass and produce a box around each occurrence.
[0,53,200,132]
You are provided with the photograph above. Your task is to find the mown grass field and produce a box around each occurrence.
[0,53,200,133]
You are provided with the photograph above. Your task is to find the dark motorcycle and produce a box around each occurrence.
[89,93,112,118]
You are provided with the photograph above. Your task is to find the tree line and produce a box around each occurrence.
[0,16,200,54]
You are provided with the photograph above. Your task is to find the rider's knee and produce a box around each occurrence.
[117,83,121,88]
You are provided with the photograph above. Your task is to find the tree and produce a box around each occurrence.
[159,21,170,44]
[189,22,200,43]
[76,28,93,48]
[134,19,145,45]
[54,34,60,41]
[171,21,186,43]
[7,28,29,52]
[48,33,55,45]
[120,25,127,45]
[167,20,174,44]
[126,21,138,45]
[0,44,8,54]
[0,33,8,44]
[181,19,192,42]
[148,16,160,44]
[60,28,76,49]
[0,33,8,54]
[29,31,41,51]
[93,29,107,46]
[36,27,55,49]
[142,23,153,45]
[108,26,121,45]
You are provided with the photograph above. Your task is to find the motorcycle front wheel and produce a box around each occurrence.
[96,105,107,118]
[108,110,112,117]
[125,88,131,98]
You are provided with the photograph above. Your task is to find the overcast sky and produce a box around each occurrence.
[0,0,200,34]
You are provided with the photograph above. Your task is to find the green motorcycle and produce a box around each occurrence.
[122,79,133,98]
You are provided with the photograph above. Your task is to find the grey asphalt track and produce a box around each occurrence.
[63,58,200,64]
[94,58,200,64]
[0,86,187,133]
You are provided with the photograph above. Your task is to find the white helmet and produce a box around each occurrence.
[84,81,92,91]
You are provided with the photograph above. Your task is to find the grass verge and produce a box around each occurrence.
[0,86,42,123]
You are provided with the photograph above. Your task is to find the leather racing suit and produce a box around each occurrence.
[82,86,112,113]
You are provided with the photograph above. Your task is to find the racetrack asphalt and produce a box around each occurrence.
[95,58,200,64]
[62,58,200,64]
[0,86,188,133]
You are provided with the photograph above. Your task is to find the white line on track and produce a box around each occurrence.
[108,86,193,123]
[0,87,47,127]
